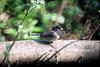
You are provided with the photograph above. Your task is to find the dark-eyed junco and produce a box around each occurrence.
[40,26,64,44]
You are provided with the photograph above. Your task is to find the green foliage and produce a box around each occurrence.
[67,0,77,5]
[46,1,58,12]
[0,0,47,41]
[4,28,17,37]
[4,0,25,15]
[64,19,72,31]
[78,0,100,18]
[0,0,99,41]
[64,6,82,17]
[63,2,84,38]
[0,0,7,13]
[71,22,84,38]
[0,23,6,29]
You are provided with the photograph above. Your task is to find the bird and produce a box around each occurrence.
[40,26,65,44]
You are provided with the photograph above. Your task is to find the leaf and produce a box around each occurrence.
[4,28,17,36]
[0,0,7,12]
[22,34,29,39]
[46,1,58,11]
[64,6,82,17]
[20,19,38,33]
[32,26,45,33]
[3,44,11,57]
[0,23,6,29]
[28,35,40,40]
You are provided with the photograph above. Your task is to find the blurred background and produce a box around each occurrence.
[0,0,100,42]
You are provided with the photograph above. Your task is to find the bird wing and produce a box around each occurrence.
[40,31,55,38]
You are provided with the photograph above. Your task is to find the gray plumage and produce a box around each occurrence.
[40,26,64,43]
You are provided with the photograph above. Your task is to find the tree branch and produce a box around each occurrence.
[0,40,99,65]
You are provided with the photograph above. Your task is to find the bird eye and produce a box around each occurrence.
[61,27,63,30]
[52,26,63,31]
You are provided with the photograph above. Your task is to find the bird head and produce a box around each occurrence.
[52,26,63,32]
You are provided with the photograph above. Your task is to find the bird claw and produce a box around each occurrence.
[49,43,56,49]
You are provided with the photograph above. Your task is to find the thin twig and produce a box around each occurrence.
[44,40,78,62]
[58,0,67,15]
[89,23,100,40]
[1,33,19,65]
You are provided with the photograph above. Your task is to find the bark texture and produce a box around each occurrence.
[0,40,99,64]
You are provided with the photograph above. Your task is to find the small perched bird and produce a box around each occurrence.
[40,26,64,44]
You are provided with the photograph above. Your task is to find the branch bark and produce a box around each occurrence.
[0,40,99,64]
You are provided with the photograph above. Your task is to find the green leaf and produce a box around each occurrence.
[32,26,45,33]
[42,14,51,24]
[46,1,58,11]
[4,28,17,36]
[17,13,25,20]
[23,34,29,39]
[3,44,11,57]
[28,35,40,40]
[0,0,7,12]
[0,23,6,29]
[64,6,82,17]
